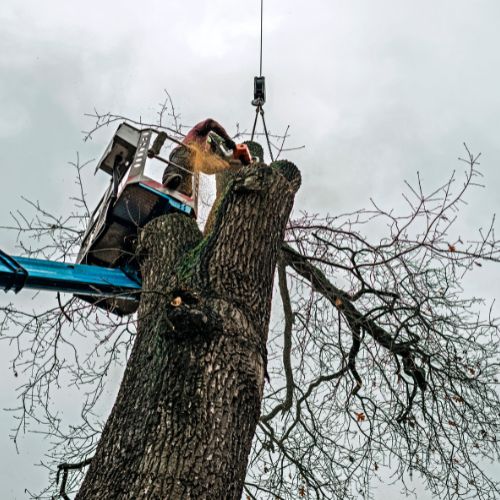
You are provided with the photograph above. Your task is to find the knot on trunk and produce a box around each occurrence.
[165,301,221,339]
[162,288,221,339]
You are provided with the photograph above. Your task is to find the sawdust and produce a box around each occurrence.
[189,142,230,175]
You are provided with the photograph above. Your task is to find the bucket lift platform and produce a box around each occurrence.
[78,122,198,270]
[1,122,199,316]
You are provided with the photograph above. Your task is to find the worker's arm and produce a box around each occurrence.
[198,118,236,150]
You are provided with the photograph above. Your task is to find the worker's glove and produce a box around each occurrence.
[224,138,236,150]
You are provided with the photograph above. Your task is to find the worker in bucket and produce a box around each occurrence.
[162,118,236,196]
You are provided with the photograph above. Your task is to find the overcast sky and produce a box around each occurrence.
[1,1,499,498]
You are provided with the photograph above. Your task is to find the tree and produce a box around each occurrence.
[1,105,499,499]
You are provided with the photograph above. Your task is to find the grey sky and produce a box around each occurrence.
[1,0,499,498]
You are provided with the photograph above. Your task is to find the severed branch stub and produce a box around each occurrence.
[55,458,92,500]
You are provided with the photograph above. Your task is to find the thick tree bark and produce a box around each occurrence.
[76,161,301,499]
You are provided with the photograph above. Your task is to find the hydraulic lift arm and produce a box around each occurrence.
[0,249,141,300]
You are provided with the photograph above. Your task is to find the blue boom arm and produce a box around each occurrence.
[0,249,141,300]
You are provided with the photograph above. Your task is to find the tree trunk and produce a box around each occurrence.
[76,161,301,499]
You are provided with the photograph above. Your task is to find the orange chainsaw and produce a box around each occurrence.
[232,143,252,165]
[208,133,252,165]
